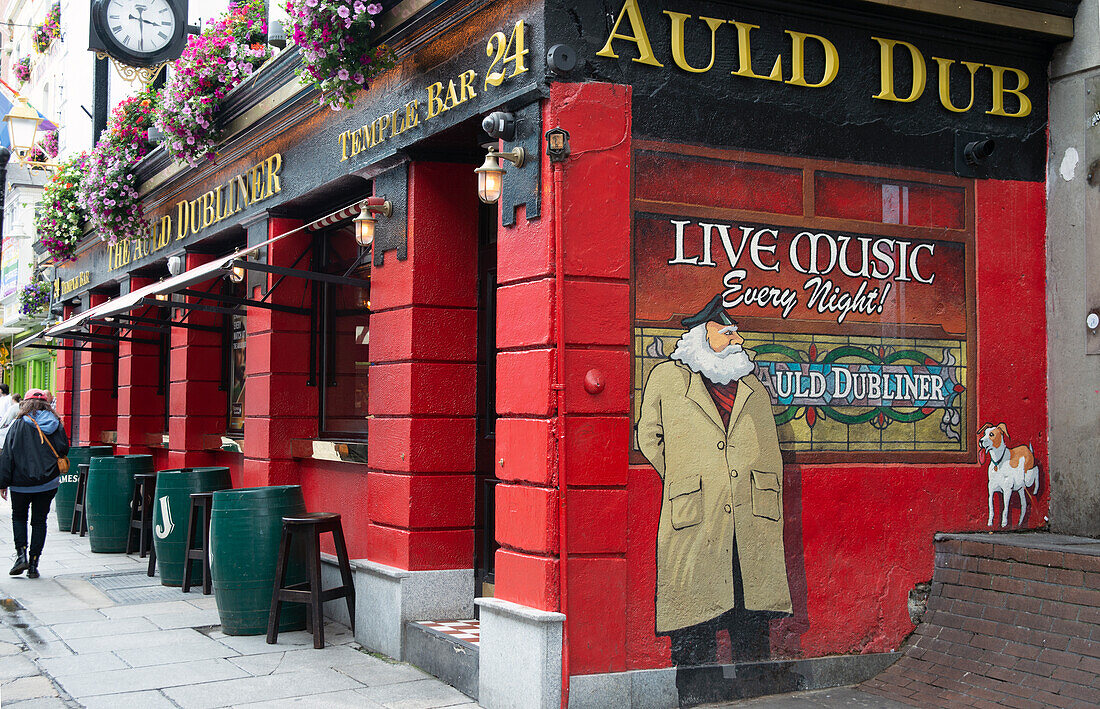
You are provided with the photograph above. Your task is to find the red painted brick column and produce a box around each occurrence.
[494,82,633,675]
[79,292,118,445]
[242,216,316,488]
[54,304,76,436]
[116,276,165,454]
[166,253,224,468]
[366,161,478,571]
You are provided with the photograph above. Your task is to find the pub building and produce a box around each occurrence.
[40,0,1068,706]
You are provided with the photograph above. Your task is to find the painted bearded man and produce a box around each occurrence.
[638,295,792,666]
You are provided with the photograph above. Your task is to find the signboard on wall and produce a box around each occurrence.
[632,141,974,462]
[227,313,246,434]
[1,234,18,299]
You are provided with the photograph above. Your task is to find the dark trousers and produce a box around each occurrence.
[11,489,57,556]
[666,537,776,665]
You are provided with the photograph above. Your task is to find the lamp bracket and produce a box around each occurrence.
[366,196,393,218]
[488,146,526,169]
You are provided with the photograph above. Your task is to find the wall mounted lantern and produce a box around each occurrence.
[228,264,245,283]
[3,96,42,164]
[475,145,526,204]
[354,196,392,247]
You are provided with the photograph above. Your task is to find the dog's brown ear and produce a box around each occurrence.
[997,423,1009,441]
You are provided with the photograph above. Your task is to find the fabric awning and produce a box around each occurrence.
[46,200,372,339]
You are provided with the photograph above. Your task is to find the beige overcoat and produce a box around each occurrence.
[638,360,792,633]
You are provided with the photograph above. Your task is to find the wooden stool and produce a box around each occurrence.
[147,534,157,577]
[266,512,355,649]
[182,492,214,595]
[70,464,90,537]
[126,473,157,557]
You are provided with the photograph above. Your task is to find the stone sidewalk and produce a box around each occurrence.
[0,497,480,709]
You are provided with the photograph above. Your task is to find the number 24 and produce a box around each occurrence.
[485,20,528,91]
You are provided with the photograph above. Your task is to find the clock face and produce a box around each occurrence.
[102,0,178,55]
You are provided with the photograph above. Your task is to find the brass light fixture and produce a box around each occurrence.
[154,292,169,302]
[475,145,526,204]
[3,96,43,164]
[354,197,393,247]
[228,264,245,283]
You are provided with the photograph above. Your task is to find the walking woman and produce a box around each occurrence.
[0,389,69,578]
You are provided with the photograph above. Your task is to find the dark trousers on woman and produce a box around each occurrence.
[11,489,57,555]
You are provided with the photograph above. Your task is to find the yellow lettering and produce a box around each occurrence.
[664,12,723,74]
[377,113,390,141]
[235,176,249,213]
[339,131,349,161]
[266,154,282,197]
[459,70,477,103]
[189,199,201,234]
[201,191,216,228]
[250,166,264,204]
[427,82,446,118]
[445,80,460,110]
[786,31,839,88]
[986,64,1031,118]
[730,22,782,82]
[406,99,420,129]
[932,57,981,113]
[595,0,663,66]
[872,37,926,103]
[176,201,189,239]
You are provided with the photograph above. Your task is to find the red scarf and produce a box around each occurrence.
[703,378,739,430]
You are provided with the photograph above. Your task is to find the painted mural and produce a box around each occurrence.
[632,142,983,664]
[638,296,790,664]
[632,143,974,464]
[978,423,1040,528]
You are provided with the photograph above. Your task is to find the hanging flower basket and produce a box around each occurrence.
[35,153,88,263]
[41,130,59,158]
[284,0,396,111]
[19,281,51,316]
[13,57,31,84]
[78,88,157,244]
[33,3,61,54]
[156,0,273,166]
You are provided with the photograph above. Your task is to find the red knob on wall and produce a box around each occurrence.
[584,369,605,395]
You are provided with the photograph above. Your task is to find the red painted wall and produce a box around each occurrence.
[493,84,1049,675]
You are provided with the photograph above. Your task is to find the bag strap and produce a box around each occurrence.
[32,419,62,462]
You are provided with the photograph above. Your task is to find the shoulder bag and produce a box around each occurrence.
[32,419,69,474]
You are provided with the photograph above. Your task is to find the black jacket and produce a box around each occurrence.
[0,416,70,489]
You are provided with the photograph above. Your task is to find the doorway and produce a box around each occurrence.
[474,200,498,601]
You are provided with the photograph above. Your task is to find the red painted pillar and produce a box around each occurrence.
[166,253,224,468]
[116,276,165,454]
[79,292,118,445]
[242,217,316,488]
[366,161,479,571]
[494,83,634,675]
[54,304,76,435]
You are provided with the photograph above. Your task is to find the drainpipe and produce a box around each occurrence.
[552,158,569,709]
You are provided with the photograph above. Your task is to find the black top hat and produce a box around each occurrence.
[681,294,734,329]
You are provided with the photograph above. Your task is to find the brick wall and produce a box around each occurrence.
[862,535,1100,708]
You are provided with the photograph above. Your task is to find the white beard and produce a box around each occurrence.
[670,323,756,386]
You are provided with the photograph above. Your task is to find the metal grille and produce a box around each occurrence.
[84,570,182,604]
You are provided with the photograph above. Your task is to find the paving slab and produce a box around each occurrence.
[357,677,475,709]
[54,658,249,698]
[97,600,198,619]
[226,644,377,675]
[2,697,73,709]
[26,609,106,625]
[235,689,388,708]
[719,687,914,707]
[63,627,206,654]
[146,608,222,629]
[0,676,59,702]
[112,638,241,667]
[333,657,432,687]
[51,616,161,640]
[161,668,364,709]
[79,689,179,709]
[38,651,130,676]
[0,639,24,655]
[213,626,354,655]
[0,654,44,681]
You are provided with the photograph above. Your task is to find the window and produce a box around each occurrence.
[318,223,370,438]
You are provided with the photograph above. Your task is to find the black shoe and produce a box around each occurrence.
[9,547,28,575]
[26,554,40,579]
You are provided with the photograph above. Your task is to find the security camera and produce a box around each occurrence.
[167,255,184,276]
[482,112,516,142]
[964,139,995,167]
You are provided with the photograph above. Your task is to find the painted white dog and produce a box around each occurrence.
[978,423,1040,528]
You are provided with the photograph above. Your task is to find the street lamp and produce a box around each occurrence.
[353,197,392,247]
[3,97,42,162]
[474,145,526,204]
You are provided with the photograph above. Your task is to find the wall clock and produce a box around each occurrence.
[89,0,188,71]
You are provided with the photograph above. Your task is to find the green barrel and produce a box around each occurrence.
[85,455,153,553]
[152,467,233,587]
[210,485,308,635]
[55,446,112,532]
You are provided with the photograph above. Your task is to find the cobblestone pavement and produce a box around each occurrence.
[0,497,481,709]
[710,686,912,707]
